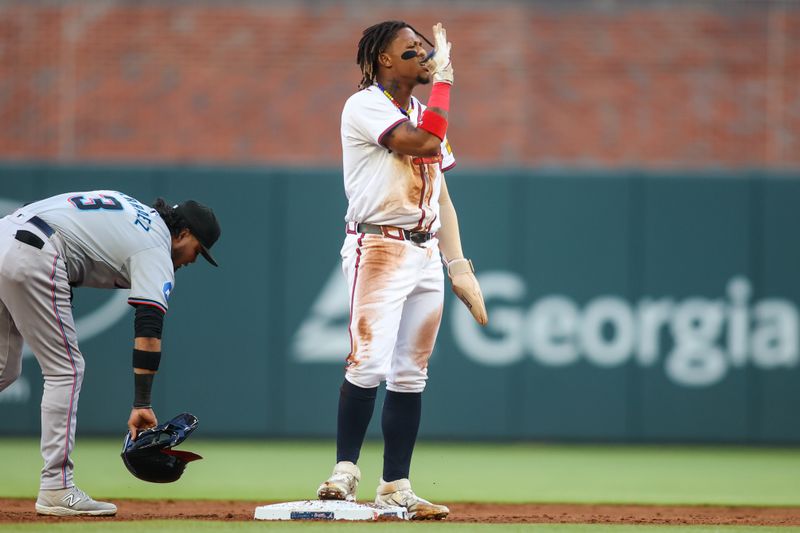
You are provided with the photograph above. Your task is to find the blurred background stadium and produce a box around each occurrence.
[1,0,799,446]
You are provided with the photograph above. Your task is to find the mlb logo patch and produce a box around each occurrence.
[162,281,173,301]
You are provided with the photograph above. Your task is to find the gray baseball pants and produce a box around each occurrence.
[0,215,84,490]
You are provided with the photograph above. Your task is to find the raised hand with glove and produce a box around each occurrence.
[423,22,454,85]
[437,178,488,326]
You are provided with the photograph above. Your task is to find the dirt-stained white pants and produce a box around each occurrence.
[341,227,444,393]
[0,215,84,490]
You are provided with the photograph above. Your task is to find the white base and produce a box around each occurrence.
[254,500,408,521]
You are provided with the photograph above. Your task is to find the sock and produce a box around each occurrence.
[381,390,422,481]
[335,379,378,464]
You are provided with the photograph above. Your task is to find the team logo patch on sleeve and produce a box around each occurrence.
[162,282,173,301]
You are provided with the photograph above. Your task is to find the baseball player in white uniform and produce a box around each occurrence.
[0,191,220,516]
[316,21,487,520]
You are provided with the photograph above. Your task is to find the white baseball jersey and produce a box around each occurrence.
[14,190,174,313]
[341,85,456,232]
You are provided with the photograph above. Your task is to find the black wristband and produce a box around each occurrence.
[133,373,154,408]
[133,348,161,371]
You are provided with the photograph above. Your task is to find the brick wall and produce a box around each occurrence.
[0,0,797,168]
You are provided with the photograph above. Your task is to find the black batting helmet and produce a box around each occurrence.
[121,412,203,483]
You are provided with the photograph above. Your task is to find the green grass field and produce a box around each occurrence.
[2,438,800,532]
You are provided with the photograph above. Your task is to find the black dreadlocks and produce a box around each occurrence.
[356,20,434,90]
[152,198,189,237]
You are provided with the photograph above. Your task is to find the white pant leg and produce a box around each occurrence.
[0,298,23,392]
[0,225,84,490]
[0,222,24,392]
[387,242,444,393]
[341,233,416,389]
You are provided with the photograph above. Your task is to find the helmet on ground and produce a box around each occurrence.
[121,412,203,483]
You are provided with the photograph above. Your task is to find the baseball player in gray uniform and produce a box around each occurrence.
[0,190,220,516]
[316,22,487,520]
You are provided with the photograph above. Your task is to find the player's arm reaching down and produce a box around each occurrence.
[383,23,454,157]
[438,176,488,326]
[127,305,164,439]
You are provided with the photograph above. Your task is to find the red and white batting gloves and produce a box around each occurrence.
[425,23,454,85]
[447,258,488,326]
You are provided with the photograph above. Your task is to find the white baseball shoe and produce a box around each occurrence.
[35,486,117,516]
[317,461,361,501]
[375,478,449,520]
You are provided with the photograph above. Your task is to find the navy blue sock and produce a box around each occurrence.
[335,380,378,464]
[381,390,422,481]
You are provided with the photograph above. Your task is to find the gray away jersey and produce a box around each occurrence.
[16,190,174,313]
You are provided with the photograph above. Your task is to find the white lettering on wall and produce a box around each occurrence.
[292,268,800,388]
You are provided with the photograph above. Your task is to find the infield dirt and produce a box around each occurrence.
[2,498,800,525]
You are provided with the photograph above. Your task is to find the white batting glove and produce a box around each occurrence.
[425,22,454,85]
[448,259,488,326]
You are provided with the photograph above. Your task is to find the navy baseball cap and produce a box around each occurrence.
[175,200,221,267]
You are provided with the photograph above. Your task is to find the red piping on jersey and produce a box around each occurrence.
[414,165,428,232]
[442,161,456,172]
[128,299,167,315]
[49,253,78,488]
[425,214,438,233]
[378,118,409,147]
[346,233,365,367]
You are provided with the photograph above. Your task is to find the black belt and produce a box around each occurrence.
[14,216,55,250]
[29,216,55,237]
[355,223,436,244]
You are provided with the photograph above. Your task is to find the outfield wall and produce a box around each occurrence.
[1,165,799,443]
